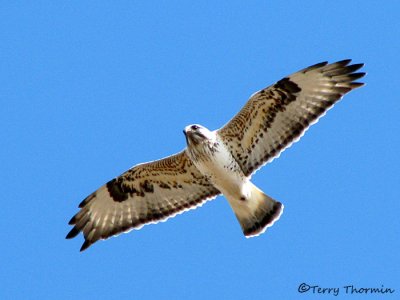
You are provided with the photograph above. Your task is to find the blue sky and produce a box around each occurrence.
[1,1,399,299]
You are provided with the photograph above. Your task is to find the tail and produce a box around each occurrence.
[228,183,283,237]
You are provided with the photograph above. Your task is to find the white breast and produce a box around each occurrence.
[188,137,247,197]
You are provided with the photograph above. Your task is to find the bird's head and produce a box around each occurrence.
[183,124,214,146]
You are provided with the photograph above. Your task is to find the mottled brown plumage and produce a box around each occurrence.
[67,152,220,251]
[218,60,364,176]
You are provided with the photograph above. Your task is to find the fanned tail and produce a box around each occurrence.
[228,183,283,237]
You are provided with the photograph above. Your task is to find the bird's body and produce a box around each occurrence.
[67,59,365,251]
[184,125,244,195]
[184,125,283,236]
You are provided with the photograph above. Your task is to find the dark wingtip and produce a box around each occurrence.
[304,61,328,72]
[350,82,365,89]
[335,59,352,66]
[80,240,92,252]
[346,72,366,81]
[346,63,364,73]
[79,193,96,208]
[68,215,77,225]
[66,226,80,239]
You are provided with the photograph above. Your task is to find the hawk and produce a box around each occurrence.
[66,59,365,251]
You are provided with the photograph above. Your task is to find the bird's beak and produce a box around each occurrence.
[183,129,190,144]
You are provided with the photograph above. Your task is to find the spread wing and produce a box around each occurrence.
[66,150,220,251]
[218,59,365,176]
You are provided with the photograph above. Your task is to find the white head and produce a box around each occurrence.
[183,124,214,146]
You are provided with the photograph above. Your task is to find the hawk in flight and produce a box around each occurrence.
[67,60,365,251]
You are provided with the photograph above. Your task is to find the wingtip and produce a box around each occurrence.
[335,58,352,66]
[346,72,366,81]
[68,215,77,225]
[346,63,365,73]
[303,61,328,72]
[66,226,80,239]
[80,240,92,252]
[79,193,96,208]
[350,81,365,89]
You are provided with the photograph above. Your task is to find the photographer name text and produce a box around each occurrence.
[298,282,395,296]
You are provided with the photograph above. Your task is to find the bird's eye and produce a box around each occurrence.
[191,125,199,130]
